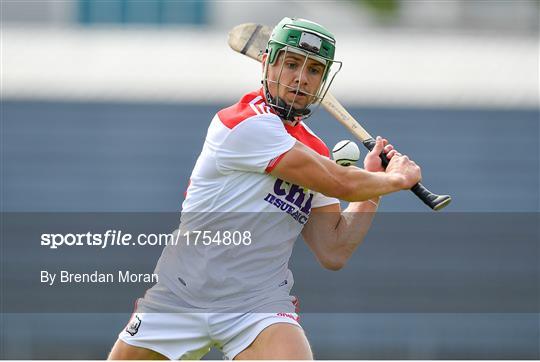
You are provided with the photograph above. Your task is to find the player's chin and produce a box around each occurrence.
[285,96,309,109]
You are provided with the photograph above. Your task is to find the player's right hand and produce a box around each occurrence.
[385,153,422,190]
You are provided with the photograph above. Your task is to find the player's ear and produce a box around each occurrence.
[261,52,267,68]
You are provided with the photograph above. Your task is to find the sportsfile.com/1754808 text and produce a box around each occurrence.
[40,230,252,249]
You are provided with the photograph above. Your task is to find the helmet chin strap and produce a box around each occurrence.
[264,88,311,123]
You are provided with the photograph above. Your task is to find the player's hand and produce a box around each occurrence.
[364,136,398,172]
[385,152,422,190]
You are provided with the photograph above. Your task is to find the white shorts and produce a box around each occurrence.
[118,283,301,360]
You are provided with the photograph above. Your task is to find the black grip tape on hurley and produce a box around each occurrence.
[361,138,451,211]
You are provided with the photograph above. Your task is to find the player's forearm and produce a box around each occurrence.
[270,143,409,202]
[334,167,404,202]
[306,198,379,271]
[329,198,380,266]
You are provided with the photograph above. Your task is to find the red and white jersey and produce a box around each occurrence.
[155,89,339,309]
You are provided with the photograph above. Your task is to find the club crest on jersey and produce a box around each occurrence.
[263,179,313,224]
[126,314,141,336]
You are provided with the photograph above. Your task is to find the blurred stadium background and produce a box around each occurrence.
[1,0,539,359]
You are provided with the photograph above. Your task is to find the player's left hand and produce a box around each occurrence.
[364,136,399,172]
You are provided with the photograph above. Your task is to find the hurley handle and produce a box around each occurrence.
[362,138,452,211]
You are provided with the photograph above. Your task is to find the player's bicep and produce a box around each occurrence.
[269,142,349,198]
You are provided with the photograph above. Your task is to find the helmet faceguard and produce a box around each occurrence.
[263,17,342,122]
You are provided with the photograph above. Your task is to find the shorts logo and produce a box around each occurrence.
[126,314,141,336]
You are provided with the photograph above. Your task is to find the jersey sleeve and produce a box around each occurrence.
[216,114,296,174]
[311,192,340,209]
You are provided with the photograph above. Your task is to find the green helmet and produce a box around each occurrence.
[263,17,342,122]
[267,17,336,68]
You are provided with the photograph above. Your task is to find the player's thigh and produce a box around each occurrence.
[234,322,312,360]
[108,339,168,360]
